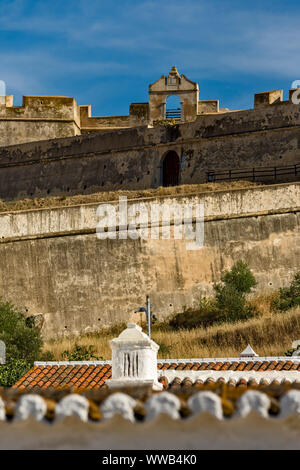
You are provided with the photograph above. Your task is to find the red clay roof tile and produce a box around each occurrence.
[228,361,239,370]
[275,361,285,371]
[12,359,300,391]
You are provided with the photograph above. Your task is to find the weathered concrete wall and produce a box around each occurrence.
[198,100,219,114]
[0,101,300,201]
[0,183,298,339]
[0,94,150,146]
[0,96,81,146]
[79,103,149,133]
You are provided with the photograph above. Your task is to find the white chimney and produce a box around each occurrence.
[107,323,163,391]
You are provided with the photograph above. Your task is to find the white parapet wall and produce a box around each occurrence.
[0,182,298,241]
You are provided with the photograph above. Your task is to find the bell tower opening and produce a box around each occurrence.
[162,151,180,187]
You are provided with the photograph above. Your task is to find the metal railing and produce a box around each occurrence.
[206,163,300,183]
[165,108,181,120]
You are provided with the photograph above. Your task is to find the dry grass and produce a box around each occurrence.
[0,180,261,213]
[248,290,279,317]
[153,308,300,358]
[43,305,300,361]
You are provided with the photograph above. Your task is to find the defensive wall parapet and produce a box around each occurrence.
[0,101,299,200]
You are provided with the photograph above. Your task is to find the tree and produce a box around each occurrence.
[169,260,258,329]
[62,344,102,361]
[0,298,44,387]
[213,260,257,322]
[218,260,257,294]
[271,272,300,312]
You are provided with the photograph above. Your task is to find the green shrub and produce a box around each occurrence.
[271,272,300,312]
[284,347,298,357]
[61,344,103,361]
[0,299,43,363]
[213,260,257,323]
[0,358,32,388]
[0,298,46,387]
[169,261,257,330]
[169,297,219,330]
[218,260,257,294]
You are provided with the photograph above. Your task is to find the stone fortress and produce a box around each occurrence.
[0,67,299,200]
[0,68,299,338]
[0,66,234,146]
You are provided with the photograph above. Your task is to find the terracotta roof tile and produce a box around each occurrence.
[170,377,182,389]
[213,362,223,371]
[282,379,292,385]
[12,359,300,391]
[275,361,285,371]
[252,361,262,371]
[193,379,204,386]
[158,376,168,389]
[283,361,293,371]
[270,379,281,386]
[204,377,215,385]
[237,378,247,387]
[227,378,237,387]
[182,377,193,388]
[259,378,270,386]
[220,362,230,370]
[260,361,270,371]
[228,361,239,370]
[248,378,258,386]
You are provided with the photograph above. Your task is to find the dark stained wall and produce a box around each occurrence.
[0,102,300,200]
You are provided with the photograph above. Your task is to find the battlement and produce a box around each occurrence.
[0,94,82,146]
[79,102,149,134]
[0,68,300,148]
[0,94,80,120]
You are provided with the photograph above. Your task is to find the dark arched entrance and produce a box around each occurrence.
[162,151,180,186]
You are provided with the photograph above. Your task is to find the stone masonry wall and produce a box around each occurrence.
[0,96,81,147]
[0,101,299,201]
[0,182,298,339]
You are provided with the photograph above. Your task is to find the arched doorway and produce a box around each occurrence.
[162,151,180,186]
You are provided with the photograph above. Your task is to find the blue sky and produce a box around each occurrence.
[0,0,300,115]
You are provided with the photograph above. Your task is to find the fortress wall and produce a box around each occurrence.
[0,182,298,240]
[0,120,79,149]
[0,96,81,146]
[79,103,149,132]
[0,103,300,200]
[0,183,298,339]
